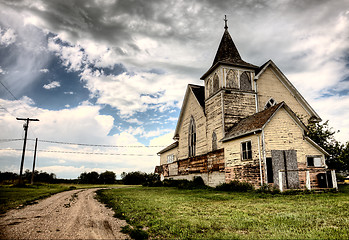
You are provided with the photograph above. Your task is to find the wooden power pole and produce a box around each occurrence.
[31,138,38,184]
[16,118,39,184]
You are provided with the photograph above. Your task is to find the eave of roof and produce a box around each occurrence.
[157,141,178,155]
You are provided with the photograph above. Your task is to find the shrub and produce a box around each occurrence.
[256,184,280,194]
[215,180,254,192]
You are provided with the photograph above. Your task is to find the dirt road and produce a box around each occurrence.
[0,188,129,239]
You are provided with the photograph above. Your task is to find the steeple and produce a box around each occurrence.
[211,16,256,68]
[201,16,258,80]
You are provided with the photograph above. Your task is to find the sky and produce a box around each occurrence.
[0,0,348,179]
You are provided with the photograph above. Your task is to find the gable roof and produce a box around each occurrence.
[201,29,258,80]
[221,102,307,142]
[157,141,178,155]
[255,60,321,122]
[173,84,205,139]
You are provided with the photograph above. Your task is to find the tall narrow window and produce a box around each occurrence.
[226,69,238,89]
[212,131,217,151]
[213,73,219,93]
[241,141,252,160]
[240,71,252,91]
[188,117,196,157]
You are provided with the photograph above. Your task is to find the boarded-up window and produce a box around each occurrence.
[212,132,217,151]
[213,73,219,93]
[240,71,252,91]
[188,117,196,157]
[226,69,238,89]
[241,141,252,160]
[271,150,299,189]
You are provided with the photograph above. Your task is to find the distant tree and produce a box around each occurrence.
[99,171,116,184]
[0,171,18,183]
[121,171,147,185]
[78,171,100,184]
[307,121,349,174]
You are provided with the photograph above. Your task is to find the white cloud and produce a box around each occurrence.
[0,27,16,46]
[311,95,349,144]
[64,91,74,95]
[0,98,165,178]
[80,68,191,117]
[39,68,49,73]
[125,118,143,125]
[43,81,61,90]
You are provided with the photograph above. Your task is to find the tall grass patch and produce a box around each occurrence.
[97,185,349,239]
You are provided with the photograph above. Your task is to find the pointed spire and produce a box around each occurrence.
[211,16,257,68]
[200,16,258,80]
[224,15,228,30]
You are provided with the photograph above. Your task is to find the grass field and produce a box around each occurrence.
[97,185,349,239]
[0,184,72,214]
[0,183,125,214]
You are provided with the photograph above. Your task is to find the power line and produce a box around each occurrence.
[0,103,16,117]
[0,81,19,101]
[0,138,23,143]
[0,138,167,148]
[0,148,156,156]
[27,139,166,148]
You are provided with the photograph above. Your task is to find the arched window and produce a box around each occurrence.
[207,77,213,96]
[188,117,196,157]
[212,131,217,151]
[226,69,238,89]
[265,98,277,109]
[213,73,219,93]
[240,71,252,91]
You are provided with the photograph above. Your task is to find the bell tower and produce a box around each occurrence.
[201,16,258,151]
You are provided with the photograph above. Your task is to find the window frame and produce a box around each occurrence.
[306,155,323,168]
[241,140,252,160]
[167,154,175,164]
[188,117,196,157]
[264,98,277,109]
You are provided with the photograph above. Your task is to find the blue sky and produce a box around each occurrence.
[0,0,348,179]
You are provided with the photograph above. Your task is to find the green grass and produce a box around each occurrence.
[97,185,349,239]
[0,184,72,214]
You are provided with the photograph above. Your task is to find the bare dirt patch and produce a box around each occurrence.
[0,188,129,239]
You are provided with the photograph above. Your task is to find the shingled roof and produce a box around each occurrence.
[222,102,308,142]
[201,28,258,80]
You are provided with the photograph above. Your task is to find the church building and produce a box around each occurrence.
[156,18,337,190]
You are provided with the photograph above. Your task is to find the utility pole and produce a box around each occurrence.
[16,118,39,184]
[31,138,38,184]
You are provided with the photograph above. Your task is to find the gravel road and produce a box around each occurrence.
[0,188,129,239]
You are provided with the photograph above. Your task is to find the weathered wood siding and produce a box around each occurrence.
[177,90,207,160]
[223,134,262,187]
[263,108,325,167]
[257,67,311,124]
[160,147,178,165]
[223,91,256,132]
[205,92,224,151]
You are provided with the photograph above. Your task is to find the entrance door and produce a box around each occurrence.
[271,150,299,189]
